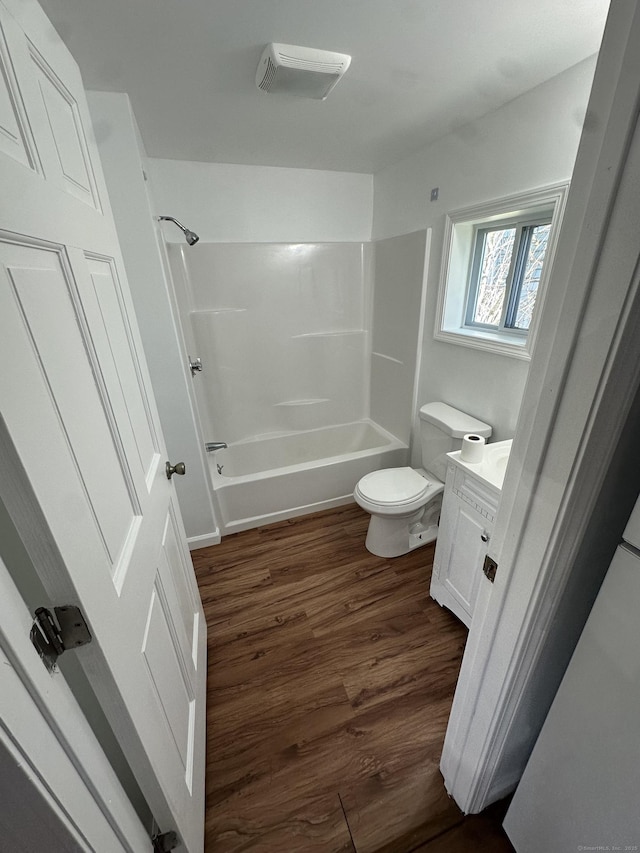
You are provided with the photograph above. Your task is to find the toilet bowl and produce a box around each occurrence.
[354,467,444,558]
[354,403,492,558]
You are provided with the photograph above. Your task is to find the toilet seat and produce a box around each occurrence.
[356,467,429,506]
[354,466,444,519]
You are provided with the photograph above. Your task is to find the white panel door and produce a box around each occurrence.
[0,2,206,850]
[0,554,151,852]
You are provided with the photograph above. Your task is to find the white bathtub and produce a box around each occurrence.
[210,420,407,534]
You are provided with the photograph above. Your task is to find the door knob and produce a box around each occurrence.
[166,461,186,479]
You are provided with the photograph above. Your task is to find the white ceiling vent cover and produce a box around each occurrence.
[256,43,351,100]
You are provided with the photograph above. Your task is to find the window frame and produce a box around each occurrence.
[464,213,552,335]
[434,183,569,361]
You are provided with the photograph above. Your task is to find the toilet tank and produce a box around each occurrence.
[419,402,492,482]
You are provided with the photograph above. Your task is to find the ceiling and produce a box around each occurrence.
[38,0,610,174]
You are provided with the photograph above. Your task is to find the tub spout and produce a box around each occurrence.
[205,441,228,452]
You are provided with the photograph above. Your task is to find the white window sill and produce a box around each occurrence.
[434,326,532,360]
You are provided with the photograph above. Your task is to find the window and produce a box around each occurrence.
[435,184,568,360]
[466,215,552,333]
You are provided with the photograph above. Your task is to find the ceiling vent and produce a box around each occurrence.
[255,43,351,100]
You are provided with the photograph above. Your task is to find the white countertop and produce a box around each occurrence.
[447,439,513,491]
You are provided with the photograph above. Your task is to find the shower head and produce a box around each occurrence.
[157,215,200,246]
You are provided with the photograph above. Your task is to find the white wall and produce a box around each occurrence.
[87,92,220,547]
[147,159,373,243]
[373,56,597,447]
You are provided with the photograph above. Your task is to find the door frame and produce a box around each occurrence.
[441,0,640,811]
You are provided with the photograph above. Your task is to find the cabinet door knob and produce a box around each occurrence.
[481,530,490,542]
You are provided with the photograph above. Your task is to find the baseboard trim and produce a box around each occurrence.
[187,530,221,551]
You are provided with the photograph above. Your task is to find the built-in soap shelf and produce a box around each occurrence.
[292,329,364,339]
[274,398,330,407]
[189,307,247,317]
[372,351,404,365]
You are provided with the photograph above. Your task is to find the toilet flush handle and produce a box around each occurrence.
[481,530,490,543]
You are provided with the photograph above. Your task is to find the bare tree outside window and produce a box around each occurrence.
[470,221,551,331]
[515,224,551,330]
[473,228,515,325]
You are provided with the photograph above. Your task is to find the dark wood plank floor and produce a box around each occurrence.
[192,504,515,852]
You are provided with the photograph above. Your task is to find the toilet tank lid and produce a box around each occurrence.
[419,402,492,439]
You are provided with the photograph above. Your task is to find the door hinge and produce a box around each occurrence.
[30,606,92,673]
[483,555,498,583]
[152,830,180,852]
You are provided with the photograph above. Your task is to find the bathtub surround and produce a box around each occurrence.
[167,229,430,446]
[169,241,372,443]
[370,230,429,444]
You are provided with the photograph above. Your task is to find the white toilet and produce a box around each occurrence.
[354,402,492,557]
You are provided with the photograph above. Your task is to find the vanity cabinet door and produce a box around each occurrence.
[431,465,495,627]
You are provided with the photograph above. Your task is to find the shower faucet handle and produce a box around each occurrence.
[188,356,203,375]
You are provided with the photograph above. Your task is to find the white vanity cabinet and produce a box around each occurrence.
[430,460,500,627]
